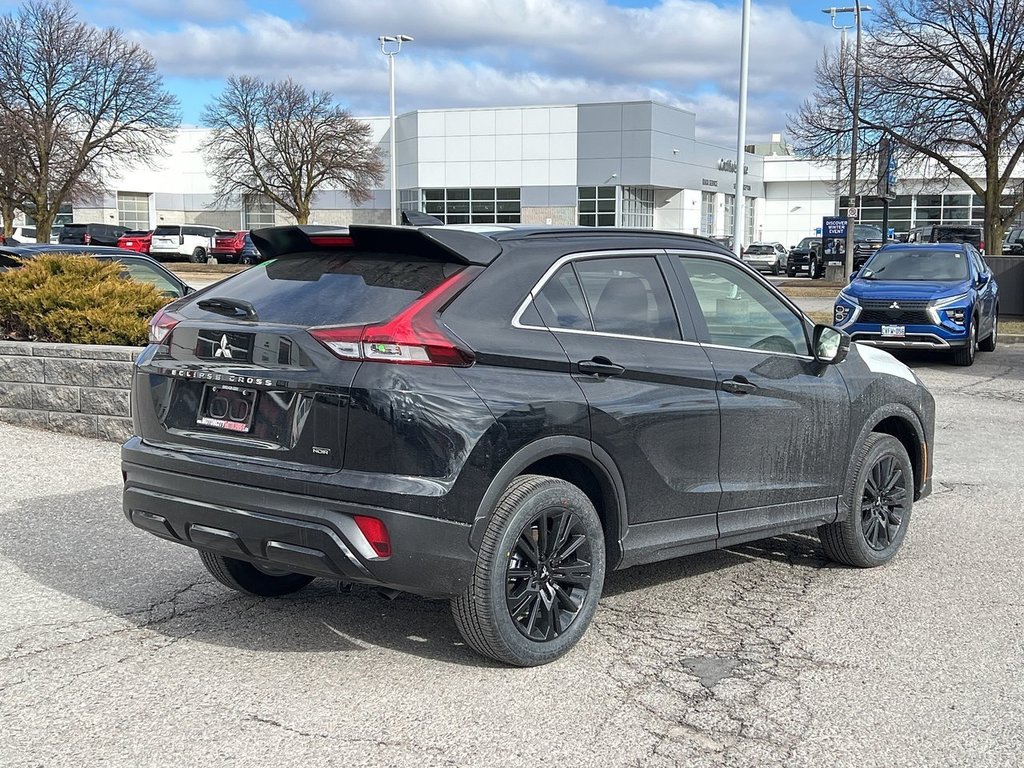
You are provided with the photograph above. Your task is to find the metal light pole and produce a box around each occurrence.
[733,0,751,258]
[823,5,870,278]
[379,34,413,226]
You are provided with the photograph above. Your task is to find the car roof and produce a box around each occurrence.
[878,242,967,251]
[253,224,735,265]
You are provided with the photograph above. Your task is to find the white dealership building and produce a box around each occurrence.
[25,99,1022,247]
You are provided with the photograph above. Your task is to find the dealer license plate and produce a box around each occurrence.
[880,325,906,339]
[197,384,257,432]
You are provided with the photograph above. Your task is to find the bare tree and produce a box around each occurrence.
[0,0,179,242]
[790,0,1024,249]
[202,76,385,225]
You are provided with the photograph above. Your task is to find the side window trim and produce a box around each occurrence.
[512,248,697,345]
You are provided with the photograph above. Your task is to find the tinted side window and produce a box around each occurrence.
[573,257,681,340]
[534,263,591,330]
[676,257,809,355]
[119,260,183,297]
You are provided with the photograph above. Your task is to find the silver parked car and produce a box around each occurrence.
[742,242,788,275]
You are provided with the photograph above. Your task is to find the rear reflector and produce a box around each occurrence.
[353,515,391,558]
[309,267,480,367]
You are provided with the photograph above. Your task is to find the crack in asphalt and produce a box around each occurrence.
[591,539,843,766]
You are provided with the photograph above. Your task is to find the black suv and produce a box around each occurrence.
[123,225,935,666]
[787,237,823,278]
[58,222,128,247]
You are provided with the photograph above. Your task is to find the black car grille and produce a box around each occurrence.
[861,299,931,311]
[858,307,932,325]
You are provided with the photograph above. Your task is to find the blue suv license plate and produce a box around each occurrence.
[881,324,906,338]
[197,385,257,432]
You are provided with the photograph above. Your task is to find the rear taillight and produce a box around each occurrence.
[310,267,480,367]
[353,515,391,558]
[83,233,91,244]
[979,239,985,252]
[149,307,181,344]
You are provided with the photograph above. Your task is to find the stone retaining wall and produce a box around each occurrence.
[0,341,142,442]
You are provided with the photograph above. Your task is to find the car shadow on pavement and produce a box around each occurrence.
[4,483,835,667]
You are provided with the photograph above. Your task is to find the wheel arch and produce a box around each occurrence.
[469,436,628,569]
[859,404,928,500]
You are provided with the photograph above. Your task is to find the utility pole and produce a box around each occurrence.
[379,34,413,226]
[734,0,751,258]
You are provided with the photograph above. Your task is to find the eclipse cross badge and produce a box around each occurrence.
[889,301,901,310]
[213,334,233,359]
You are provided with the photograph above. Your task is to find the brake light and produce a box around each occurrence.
[979,239,985,252]
[309,235,354,247]
[353,515,391,558]
[83,233,91,244]
[149,307,181,344]
[309,267,480,366]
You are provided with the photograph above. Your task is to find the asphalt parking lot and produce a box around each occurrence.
[2,345,1022,768]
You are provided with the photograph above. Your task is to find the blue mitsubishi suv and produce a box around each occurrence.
[834,243,999,366]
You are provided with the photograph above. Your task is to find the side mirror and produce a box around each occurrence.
[813,324,850,365]
[849,270,859,282]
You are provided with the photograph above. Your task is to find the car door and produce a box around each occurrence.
[669,252,851,546]
[527,250,722,561]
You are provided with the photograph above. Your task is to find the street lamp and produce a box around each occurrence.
[822,5,870,279]
[733,0,751,258]
[379,34,414,226]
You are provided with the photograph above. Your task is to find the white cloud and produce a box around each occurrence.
[124,0,832,143]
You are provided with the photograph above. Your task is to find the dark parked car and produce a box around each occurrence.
[908,224,985,253]
[122,225,934,666]
[212,230,262,264]
[787,237,823,279]
[0,244,193,298]
[834,242,998,366]
[1003,227,1023,255]
[58,222,128,247]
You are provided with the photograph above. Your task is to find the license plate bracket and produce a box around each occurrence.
[197,384,258,433]
[880,324,906,339]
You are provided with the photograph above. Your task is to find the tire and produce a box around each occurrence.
[811,257,821,280]
[198,550,314,596]
[771,262,780,276]
[189,247,206,264]
[787,268,796,277]
[979,312,997,352]
[239,252,255,265]
[451,474,606,667]
[818,433,913,568]
[951,318,978,366]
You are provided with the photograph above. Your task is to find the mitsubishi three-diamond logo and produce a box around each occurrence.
[889,301,901,310]
[213,334,233,358]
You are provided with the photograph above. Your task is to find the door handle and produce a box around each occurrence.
[577,357,625,377]
[721,377,757,395]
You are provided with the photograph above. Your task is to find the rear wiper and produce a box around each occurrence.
[196,297,258,320]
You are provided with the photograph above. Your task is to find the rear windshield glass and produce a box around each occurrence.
[745,245,774,254]
[62,224,86,231]
[186,253,462,326]
[854,225,883,240]
[153,226,181,236]
[861,249,970,281]
[932,227,981,244]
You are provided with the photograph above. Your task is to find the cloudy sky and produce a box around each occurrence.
[3,0,844,143]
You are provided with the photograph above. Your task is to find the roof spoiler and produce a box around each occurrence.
[250,224,503,266]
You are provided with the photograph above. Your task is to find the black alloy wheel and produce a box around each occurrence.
[860,454,908,551]
[190,247,206,264]
[505,506,594,642]
[818,433,913,567]
[452,474,606,666]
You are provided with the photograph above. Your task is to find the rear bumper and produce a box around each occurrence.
[122,460,478,598]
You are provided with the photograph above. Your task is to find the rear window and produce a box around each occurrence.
[186,253,462,326]
[62,224,87,232]
[933,227,981,245]
[745,245,774,254]
[153,225,181,236]
[216,231,237,237]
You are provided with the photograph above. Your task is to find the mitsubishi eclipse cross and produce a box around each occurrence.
[122,224,935,666]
